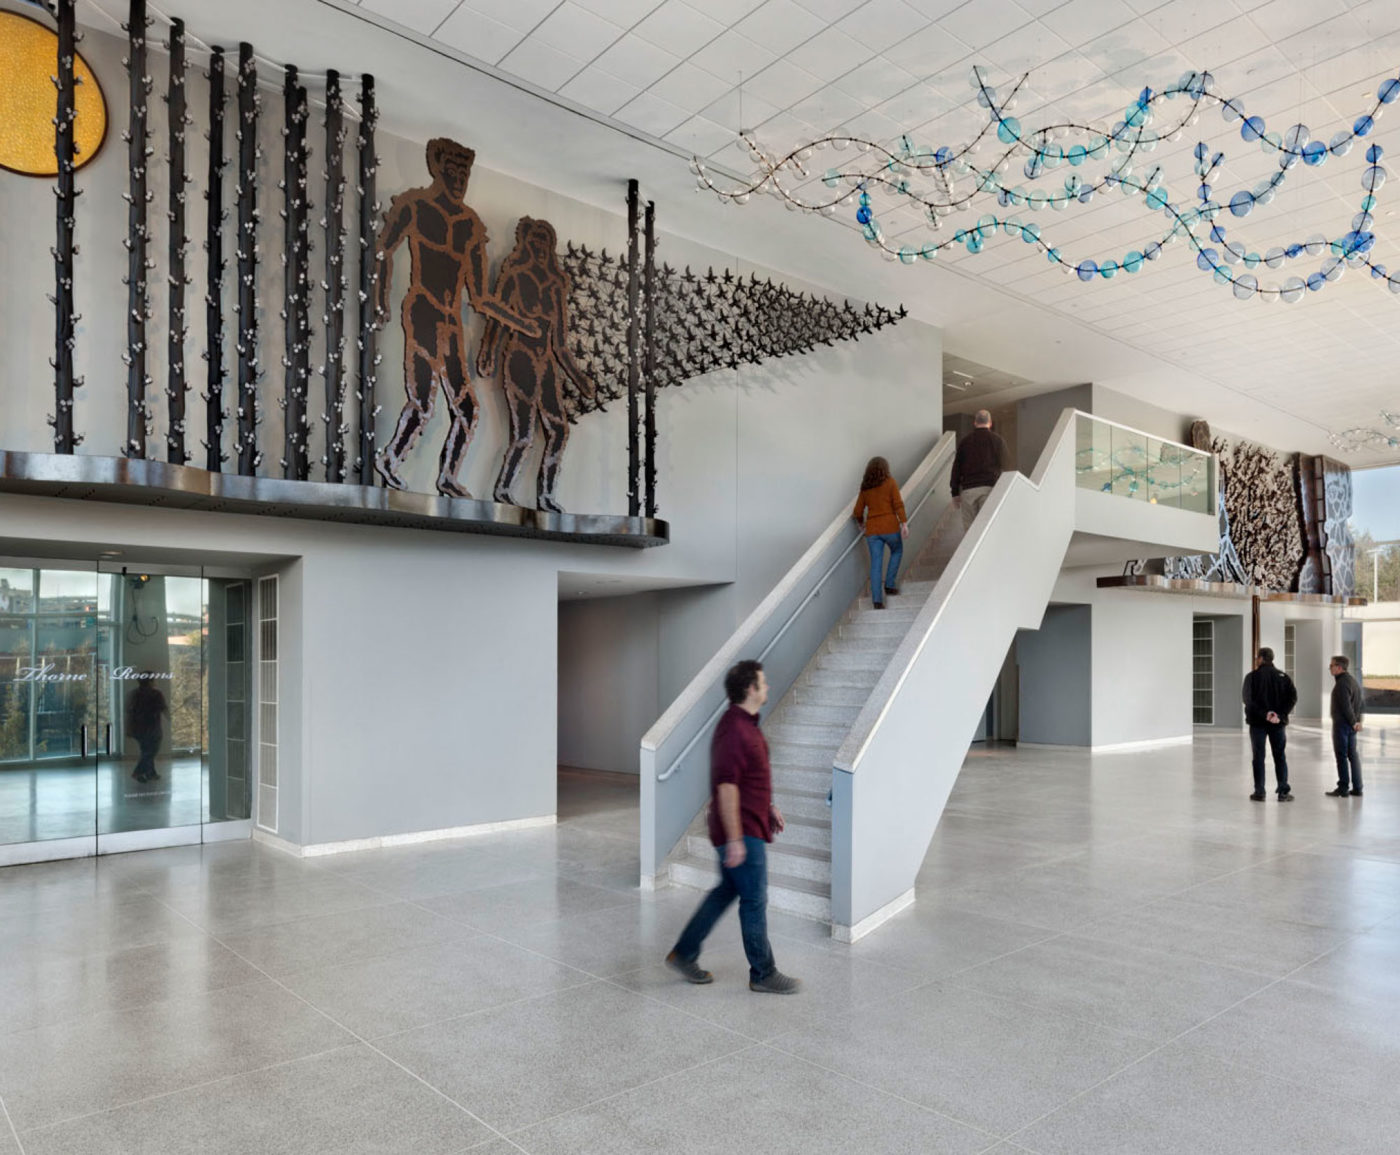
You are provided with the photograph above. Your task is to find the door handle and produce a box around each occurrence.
[80,724,88,758]
[105,722,112,754]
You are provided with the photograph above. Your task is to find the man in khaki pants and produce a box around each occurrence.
[952,410,1009,531]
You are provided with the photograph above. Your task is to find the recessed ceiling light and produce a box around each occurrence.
[944,381,969,391]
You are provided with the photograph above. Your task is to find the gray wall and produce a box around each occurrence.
[1091,387,1191,444]
[1092,592,1194,747]
[1017,385,1093,474]
[1017,605,1092,746]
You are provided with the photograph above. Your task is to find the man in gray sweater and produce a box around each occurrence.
[1327,655,1365,797]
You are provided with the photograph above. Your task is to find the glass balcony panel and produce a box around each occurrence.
[1112,425,1148,500]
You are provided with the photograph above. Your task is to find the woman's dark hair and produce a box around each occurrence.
[724,659,764,704]
[860,456,890,492]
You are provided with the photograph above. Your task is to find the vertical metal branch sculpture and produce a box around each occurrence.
[643,199,658,518]
[164,18,191,463]
[234,42,260,475]
[123,0,154,458]
[355,74,379,484]
[203,47,227,470]
[624,179,641,518]
[51,0,82,453]
[280,67,311,480]
[321,70,348,483]
[293,83,313,480]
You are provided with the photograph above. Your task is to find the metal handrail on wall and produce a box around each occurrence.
[638,432,956,884]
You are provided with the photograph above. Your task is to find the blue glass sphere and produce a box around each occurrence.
[1076,260,1098,281]
[1368,144,1385,163]
[1355,115,1375,137]
[997,117,1021,145]
[1099,259,1119,279]
[1123,251,1144,273]
[1229,191,1254,217]
[1241,116,1265,142]
[856,205,872,224]
[1302,141,1326,166]
[1380,78,1400,104]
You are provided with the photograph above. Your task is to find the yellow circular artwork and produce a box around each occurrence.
[0,9,107,177]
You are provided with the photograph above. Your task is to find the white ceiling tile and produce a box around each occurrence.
[837,0,932,54]
[902,0,968,16]
[647,61,734,110]
[696,0,769,21]
[558,65,643,112]
[937,0,1033,51]
[632,1,727,58]
[874,80,944,125]
[1350,0,1400,38]
[593,33,682,86]
[571,0,667,25]
[982,21,1072,74]
[360,0,460,35]
[883,23,972,79]
[793,0,867,20]
[1176,14,1270,69]
[735,0,827,56]
[789,84,870,127]
[1041,0,1138,45]
[531,3,627,60]
[830,57,919,104]
[743,59,828,107]
[1076,20,1171,75]
[1248,0,1348,42]
[499,38,587,89]
[460,0,559,33]
[703,86,783,131]
[787,27,876,81]
[616,89,692,134]
[434,5,526,62]
[689,29,779,81]
[1274,14,1371,70]
[1140,0,1244,46]
[666,115,739,154]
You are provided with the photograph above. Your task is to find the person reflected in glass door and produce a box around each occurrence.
[127,675,168,783]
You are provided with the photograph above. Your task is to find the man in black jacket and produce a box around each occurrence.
[1326,654,1364,797]
[951,410,1009,532]
[1242,648,1298,801]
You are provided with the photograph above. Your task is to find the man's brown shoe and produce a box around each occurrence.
[665,951,713,984]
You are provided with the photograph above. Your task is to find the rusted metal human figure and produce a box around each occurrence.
[373,138,540,496]
[477,217,596,512]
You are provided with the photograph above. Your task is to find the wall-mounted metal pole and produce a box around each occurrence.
[124,0,152,458]
[625,179,641,518]
[203,47,227,470]
[234,42,259,476]
[165,17,189,463]
[322,69,347,483]
[51,0,81,453]
[280,67,310,480]
[355,74,379,485]
[643,199,658,519]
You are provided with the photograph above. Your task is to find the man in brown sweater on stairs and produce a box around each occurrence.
[952,410,1010,532]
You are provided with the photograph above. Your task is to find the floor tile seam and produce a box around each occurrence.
[1001,965,1304,1146]
[389,897,645,981]
[189,923,514,1147]
[872,926,1072,990]
[10,1042,359,1139]
[594,968,799,1046]
[0,1092,25,1155]
[1026,925,1309,983]
[751,1036,1008,1146]
[149,893,410,939]
[494,1043,765,1141]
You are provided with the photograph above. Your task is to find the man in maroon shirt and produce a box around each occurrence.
[665,660,801,994]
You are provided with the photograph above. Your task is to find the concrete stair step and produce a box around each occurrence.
[818,649,894,673]
[801,667,881,690]
[774,702,861,728]
[771,789,831,819]
[790,682,872,707]
[777,812,831,850]
[840,618,916,640]
[669,856,831,922]
[684,835,831,883]
[823,635,903,655]
[771,764,831,791]
[886,580,935,598]
[765,721,848,748]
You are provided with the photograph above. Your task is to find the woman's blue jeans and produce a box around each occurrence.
[670,836,775,982]
[867,533,903,604]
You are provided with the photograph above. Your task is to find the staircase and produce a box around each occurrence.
[667,509,962,920]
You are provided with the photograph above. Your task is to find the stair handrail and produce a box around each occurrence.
[639,432,956,883]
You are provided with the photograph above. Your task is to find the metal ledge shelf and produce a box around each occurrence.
[1097,574,1364,605]
[0,451,669,548]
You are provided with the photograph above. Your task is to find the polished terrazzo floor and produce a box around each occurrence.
[3,730,1400,1153]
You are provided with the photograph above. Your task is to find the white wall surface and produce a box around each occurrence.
[1091,590,1194,748]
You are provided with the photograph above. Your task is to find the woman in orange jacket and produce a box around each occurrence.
[853,456,908,609]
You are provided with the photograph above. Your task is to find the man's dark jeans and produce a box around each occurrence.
[671,835,775,982]
[1333,722,1363,793]
[1249,724,1289,794]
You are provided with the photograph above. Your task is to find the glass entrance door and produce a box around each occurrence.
[0,563,101,859]
[0,560,254,864]
[95,568,206,851]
